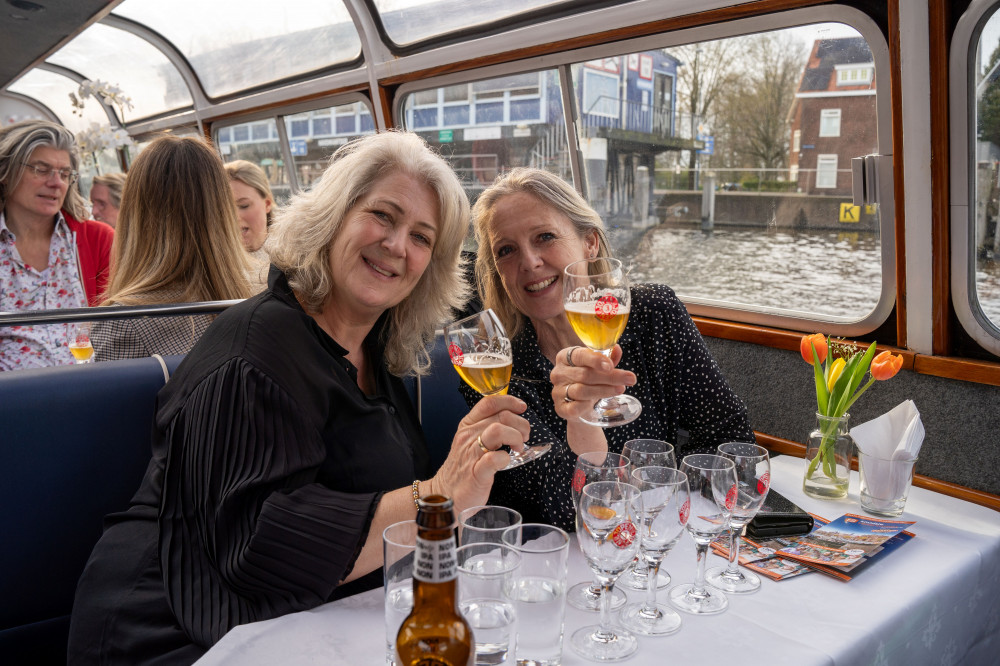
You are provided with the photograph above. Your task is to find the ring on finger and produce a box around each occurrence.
[566,346,579,367]
[476,434,488,452]
[563,383,574,403]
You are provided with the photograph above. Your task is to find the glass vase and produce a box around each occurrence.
[802,413,853,499]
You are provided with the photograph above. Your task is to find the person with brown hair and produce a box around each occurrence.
[225,158,275,291]
[0,119,113,370]
[89,171,127,228]
[91,135,252,361]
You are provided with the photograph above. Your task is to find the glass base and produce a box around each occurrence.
[503,441,552,470]
[579,394,642,428]
[569,625,638,662]
[705,566,761,594]
[618,601,682,636]
[566,581,626,612]
[618,564,670,591]
[668,583,728,615]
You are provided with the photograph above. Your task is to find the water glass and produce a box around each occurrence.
[383,520,418,665]
[859,451,918,517]
[502,523,571,666]
[457,543,521,665]
[459,505,522,545]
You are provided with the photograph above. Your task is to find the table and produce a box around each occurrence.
[195,456,1000,665]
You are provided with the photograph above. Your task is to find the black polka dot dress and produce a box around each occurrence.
[461,283,755,532]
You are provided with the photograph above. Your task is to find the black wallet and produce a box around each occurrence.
[745,489,814,539]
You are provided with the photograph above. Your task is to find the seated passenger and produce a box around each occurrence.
[89,171,126,228]
[91,135,253,361]
[225,159,274,291]
[466,167,755,530]
[68,131,528,664]
[0,120,113,370]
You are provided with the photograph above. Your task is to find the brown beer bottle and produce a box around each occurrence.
[395,495,473,666]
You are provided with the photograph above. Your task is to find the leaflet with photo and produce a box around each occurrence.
[710,515,830,582]
[792,529,916,582]
[776,513,915,569]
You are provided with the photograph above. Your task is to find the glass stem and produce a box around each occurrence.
[596,580,615,641]
[692,542,710,596]
[726,525,741,575]
[642,554,661,613]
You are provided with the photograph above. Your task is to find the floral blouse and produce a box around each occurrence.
[460,283,755,532]
[0,212,87,371]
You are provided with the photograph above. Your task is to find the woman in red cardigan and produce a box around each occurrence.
[0,120,113,370]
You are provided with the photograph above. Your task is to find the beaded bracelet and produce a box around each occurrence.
[411,479,421,508]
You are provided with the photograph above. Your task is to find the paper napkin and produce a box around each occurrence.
[851,400,924,508]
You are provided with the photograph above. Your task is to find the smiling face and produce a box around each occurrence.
[4,146,71,226]
[324,170,439,325]
[230,179,271,252]
[89,183,118,227]
[487,191,598,326]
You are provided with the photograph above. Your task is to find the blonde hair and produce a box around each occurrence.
[471,167,611,339]
[224,159,275,225]
[92,172,127,209]
[0,119,88,220]
[103,135,252,305]
[268,131,470,376]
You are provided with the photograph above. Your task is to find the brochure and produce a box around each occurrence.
[710,515,830,582]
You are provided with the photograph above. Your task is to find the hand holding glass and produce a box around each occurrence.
[444,309,550,469]
[706,442,770,594]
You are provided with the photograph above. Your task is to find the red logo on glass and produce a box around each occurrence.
[756,472,770,495]
[595,294,619,322]
[448,343,464,366]
[725,484,738,510]
[679,499,690,524]
[571,469,586,493]
[611,521,636,548]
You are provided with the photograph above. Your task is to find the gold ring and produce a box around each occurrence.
[563,384,574,403]
[477,434,488,453]
[566,346,579,367]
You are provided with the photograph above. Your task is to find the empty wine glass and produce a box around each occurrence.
[570,480,642,662]
[619,466,688,636]
[444,309,551,469]
[618,439,676,591]
[567,451,630,612]
[706,442,770,594]
[668,454,737,615]
[67,322,94,364]
[562,257,641,427]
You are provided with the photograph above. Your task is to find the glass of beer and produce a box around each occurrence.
[443,309,550,469]
[67,321,94,364]
[562,257,641,427]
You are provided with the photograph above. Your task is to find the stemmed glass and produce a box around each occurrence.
[562,257,641,427]
[619,466,688,636]
[706,442,770,594]
[444,309,551,469]
[618,439,676,591]
[567,452,630,612]
[668,454,737,615]
[570,480,642,662]
[67,322,94,364]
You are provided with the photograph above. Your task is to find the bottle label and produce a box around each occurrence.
[414,535,458,583]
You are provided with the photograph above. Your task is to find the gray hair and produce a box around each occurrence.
[471,167,611,339]
[0,120,87,220]
[92,172,127,209]
[267,130,471,376]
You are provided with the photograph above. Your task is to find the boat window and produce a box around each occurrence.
[7,70,108,133]
[283,101,376,192]
[215,118,290,203]
[112,0,362,98]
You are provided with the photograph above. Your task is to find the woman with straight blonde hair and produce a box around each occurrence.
[225,159,274,290]
[92,135,252,361]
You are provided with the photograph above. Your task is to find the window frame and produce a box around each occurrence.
[818,108,842,137]
[815,154,839,189]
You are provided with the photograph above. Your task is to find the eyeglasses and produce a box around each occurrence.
[22,162,79,184]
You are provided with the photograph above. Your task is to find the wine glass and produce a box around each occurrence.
[619,466,688,636]
[562,257,641,427]
[567,451,630,612]
[67,322,94,364]
[569,480,642,662]
[668,454,737,615]
[706,442,770,594]
[618,439,676,591]
[444,309,551,469]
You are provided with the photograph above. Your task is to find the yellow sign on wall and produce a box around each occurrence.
[839,203,861,223]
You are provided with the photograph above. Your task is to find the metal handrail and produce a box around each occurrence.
[0,300,244,327]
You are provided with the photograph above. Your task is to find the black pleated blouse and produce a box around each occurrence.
[68,268,429,664]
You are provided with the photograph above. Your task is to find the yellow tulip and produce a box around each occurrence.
[826,357,846,392]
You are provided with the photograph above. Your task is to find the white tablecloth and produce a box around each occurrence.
[195,456,1000,665]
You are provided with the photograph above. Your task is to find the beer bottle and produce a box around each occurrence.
[395,495,473,666]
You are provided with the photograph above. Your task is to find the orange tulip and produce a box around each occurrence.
[800,333,828,365]
[870,351,903,380]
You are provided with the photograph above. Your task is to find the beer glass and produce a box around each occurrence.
[444,309,550,469]
[68,321,94,364]
[618,439,676,591]
[562,258,641,427]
